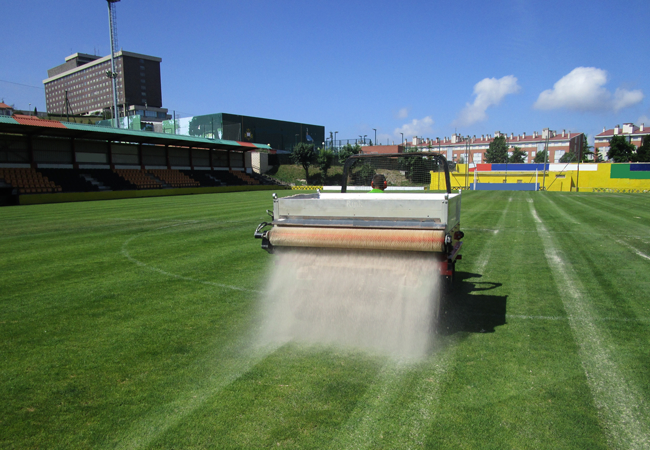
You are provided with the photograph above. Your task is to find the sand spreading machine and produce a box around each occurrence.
[255,153,464,282]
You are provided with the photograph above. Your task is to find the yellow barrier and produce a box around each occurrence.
[290,185,323,190]
[19,184,288,205]
[430,163,650,192]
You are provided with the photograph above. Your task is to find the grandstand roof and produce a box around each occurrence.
[0,115,270,152]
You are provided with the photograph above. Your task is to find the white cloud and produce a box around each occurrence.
[394,116,434,139]
[454,75,521,127]
[613,88,644,112]
[534,67,643,112]
[395,107,409,119]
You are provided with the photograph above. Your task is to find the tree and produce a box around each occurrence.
[291,142,316,183]
[317,149,334,179]
[559,151,577,163]
[607,135,635,162]
[634,135,650,162]
[508,147,526,163]
[580,134,594,162]
[485,135,509,163]
[534,149,548,163]
[338,143,361,164]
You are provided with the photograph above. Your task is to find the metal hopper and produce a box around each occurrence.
[255,153,464,279]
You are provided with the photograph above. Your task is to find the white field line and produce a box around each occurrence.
[529,201,650,449]
[121,221,261,294]
[328,342,455,449]
[505,314,650,323]
[463,227,649,241]
[473,202,511,274]
[613,238,650,261]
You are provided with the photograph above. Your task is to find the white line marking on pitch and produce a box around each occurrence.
[121,221,261,294]
[529,202,650,449]
[613,238,650,261]
[474,201,511,274]
[505,314,650,323]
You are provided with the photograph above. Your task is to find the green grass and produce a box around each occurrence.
[1,191,649,449]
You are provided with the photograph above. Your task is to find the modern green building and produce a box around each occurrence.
[162,113,324,151]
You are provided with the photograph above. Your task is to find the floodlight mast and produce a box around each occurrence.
[107,0,121,128]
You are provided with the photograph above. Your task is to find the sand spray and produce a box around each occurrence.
[258,248,441,359]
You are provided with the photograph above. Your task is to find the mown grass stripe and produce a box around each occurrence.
[471,195,512,274]
[329,343,456,449]
[528,197,650,450]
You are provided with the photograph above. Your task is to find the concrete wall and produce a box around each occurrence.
[430,163,650,192]
[250,151,269,174]
[19,184,285,205]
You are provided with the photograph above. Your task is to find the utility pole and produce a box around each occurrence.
[465,137,470,190]
[542,133,550,190]
[576,133,582,192]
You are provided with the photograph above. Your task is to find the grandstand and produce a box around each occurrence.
[0,167,62,194]
[0,115,283,204]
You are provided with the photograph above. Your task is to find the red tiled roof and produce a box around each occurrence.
[409,132,580,148]
[0,102,12,109]
[12,115,68,128]
[596,126,650,137]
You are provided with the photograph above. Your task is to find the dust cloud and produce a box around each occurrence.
[257,248,441,359]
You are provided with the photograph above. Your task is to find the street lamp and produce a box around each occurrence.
[373,128,376,146]
[29,103,31,115]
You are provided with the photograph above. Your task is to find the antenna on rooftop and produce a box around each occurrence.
[107,0,121,128]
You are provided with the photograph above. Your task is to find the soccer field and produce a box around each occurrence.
[1,190,649,449]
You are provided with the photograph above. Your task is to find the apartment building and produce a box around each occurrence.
[594,123,649,156]
[408,128,583,164]
[43,51,169,121]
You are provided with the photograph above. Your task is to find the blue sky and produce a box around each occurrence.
[2,0,649,144]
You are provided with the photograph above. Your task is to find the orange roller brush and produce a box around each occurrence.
[269,227,446,253]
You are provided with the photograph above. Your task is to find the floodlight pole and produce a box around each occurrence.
[107,0,121,128]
